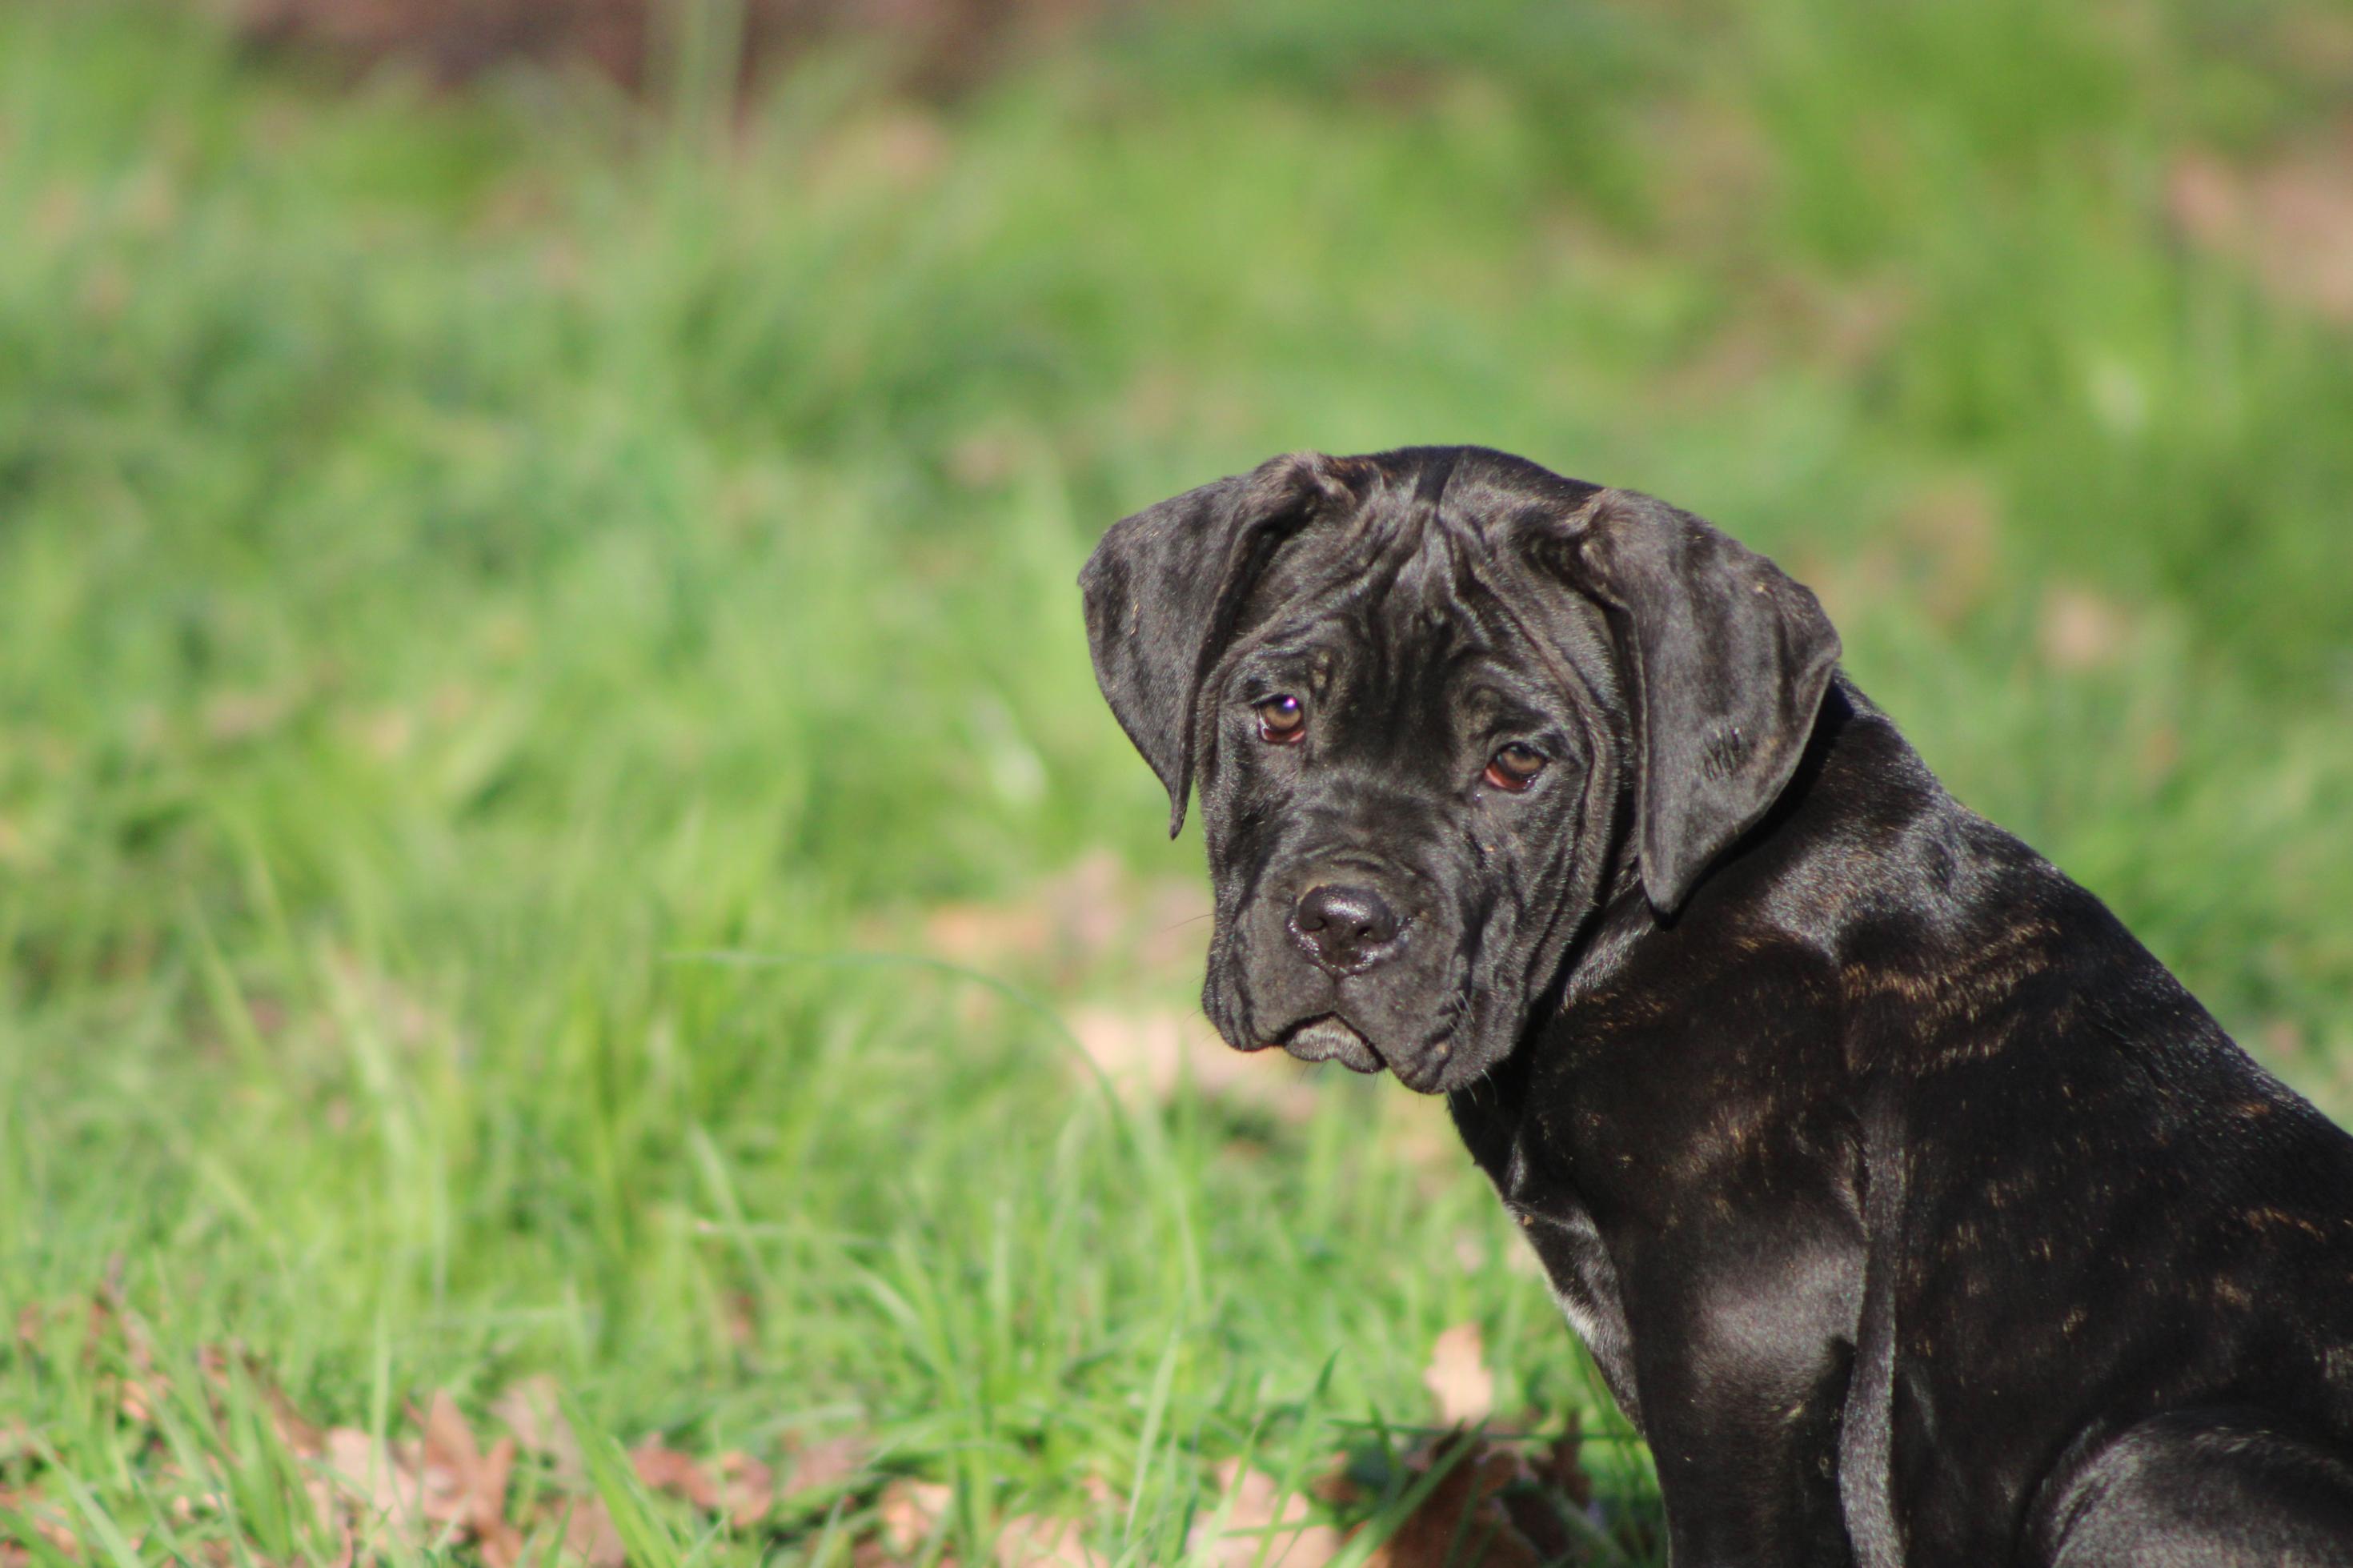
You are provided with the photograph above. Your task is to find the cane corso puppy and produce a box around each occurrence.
[1079,447,2353,1565]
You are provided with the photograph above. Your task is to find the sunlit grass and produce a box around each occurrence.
[3,0,2350,1560]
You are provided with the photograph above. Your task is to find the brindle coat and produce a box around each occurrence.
[1080,445,2353,1566]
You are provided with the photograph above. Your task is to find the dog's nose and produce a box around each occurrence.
[1289,884,1403,974]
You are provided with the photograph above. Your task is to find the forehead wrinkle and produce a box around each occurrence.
[1237,526,1518,726]
[1453,552,1619,730]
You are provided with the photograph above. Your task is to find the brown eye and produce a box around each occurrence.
[1257,694,1305,744]
[1484,744,1545,791]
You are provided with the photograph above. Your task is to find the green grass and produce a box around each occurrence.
[3,0,2351,1561]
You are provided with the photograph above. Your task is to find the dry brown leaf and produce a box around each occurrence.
[422,1388,519,1562]
[719,1451,776,1529]
[724,1290,760,1349]
[250,1373,326,1458]
[477,1514,525,1567]
[785,1432,871,1500]
[631,1443,722,1511]
[323,946,446,1049]
[1068,1005,1321,1123]
[316,1395,519,1559]
[300,1475,358,1568]
[422,1391,506,1506]
[202,684,303,745]
[2038,586,2135,673]
[553,1494,627,1568]
[321,1426,430,1537]
[2171,135,2353,323]
[993,1512,1108,1566]
[877,1478,955,1558]
[1421,1324,1495,1428]
[924,900,1056,969]
[1898,478,2001,626]
[1364,1434,1546,1568]
[1525,1420,1591,1513]
[0,1484,72,1565]
[322,1423,471,1552]
[621,1441,785,1526]
[1492,1442,1588,1562]
[1188,1461,1343,1567]
[11,1506,81,1562]
[491,1374,586,1488]
[1068,1005,1189,1100]
[912,852,1211,989]
[115,1374,162,1425]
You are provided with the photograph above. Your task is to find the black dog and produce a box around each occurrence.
[1080,447,2353,1566]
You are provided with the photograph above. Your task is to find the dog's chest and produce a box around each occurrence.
[1449,1081,1645,1426]
[1513,1178,1645,1428]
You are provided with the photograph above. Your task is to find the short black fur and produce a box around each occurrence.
[1080,446,2353,1566]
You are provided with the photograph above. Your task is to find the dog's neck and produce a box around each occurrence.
[1550,676,1931,1013]
[1449,677,1942,1225]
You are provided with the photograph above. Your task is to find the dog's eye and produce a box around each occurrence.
[1485,744,1546,791]
[1257,695,1306,744]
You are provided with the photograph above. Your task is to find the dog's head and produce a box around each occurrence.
[1080,447,1838,1093]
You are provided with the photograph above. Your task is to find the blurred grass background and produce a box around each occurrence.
[2,0,2351,1561]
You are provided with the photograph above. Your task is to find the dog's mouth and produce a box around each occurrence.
[1277,1014,1385,1075]
[1269,1014,1461,1093]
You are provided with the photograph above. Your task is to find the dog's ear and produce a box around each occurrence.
[1545,489,1841,915]
[1080,452,1357,836]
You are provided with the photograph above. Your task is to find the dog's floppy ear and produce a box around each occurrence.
[1547,489,1841,915]
[1080,452,1356,836]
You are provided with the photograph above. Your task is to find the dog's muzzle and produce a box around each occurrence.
[1279,1014,1385,1074]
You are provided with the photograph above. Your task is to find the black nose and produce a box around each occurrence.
[1289,884,1403,974]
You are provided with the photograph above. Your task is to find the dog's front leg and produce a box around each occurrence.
[1621,1217,1863,1568]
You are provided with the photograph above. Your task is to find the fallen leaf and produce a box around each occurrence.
[423,1389,519,1563]
[923,900,1055,969]
[724,1290,760,1349]
[423,1391,511,1511]
[321,1426,431,1538]
[249,1369,325,1458]
[1525,1419,1591,1512]
[911,852,1211,989]
[877,1478,955,1558]
[10,1506,81,1563]
[719,1450,776,1529]
[1493,1441,1588,1562]
[784,1432,871,1500]
[1364,1433,1545,1568]
[202,684,303,745]
[317,1396,520,1560]
[994,1512,1107,1566]
[2038,586,2135,672]
[553,1494,627,1568]
[631,1443,722,1510]
[1898,478,2002,626]
[1068,1005,1189,1099]
[1421,1324,1495,1427]
[2170,134,2353,323]
[1188,1461,1343,1567]
[492,1374,585,1488]
[1068,1005,1321,1122]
